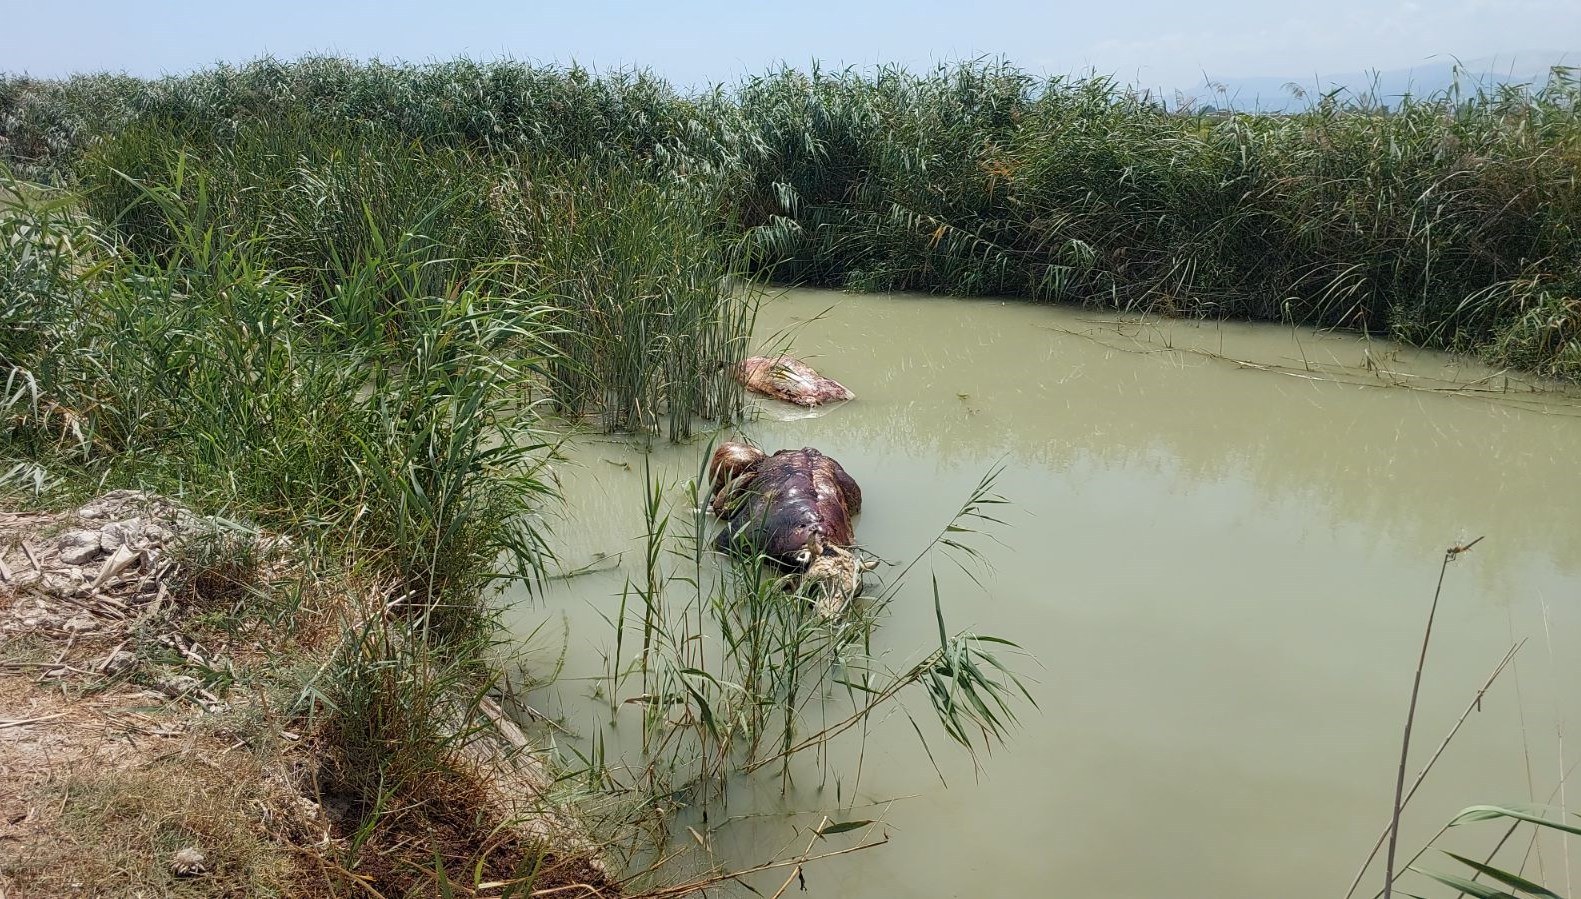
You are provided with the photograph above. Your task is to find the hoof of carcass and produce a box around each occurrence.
[707,441,766,517]
[170,847,208,877]
[800,544,879,620]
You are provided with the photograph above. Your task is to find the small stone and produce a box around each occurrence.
[42,568,86,594]
[78,489,151,520]
[102,649,138,676]
[99,518,143,553]
[157,675,203,697]
[59,545,101,565]
[170,847,207,877]
[142,522,175,545]
[60,529,99,547]
[62,614,99,634]
[58,531,103,566]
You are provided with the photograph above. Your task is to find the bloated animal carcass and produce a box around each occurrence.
[708,441,875,618]
[733,356,855,407]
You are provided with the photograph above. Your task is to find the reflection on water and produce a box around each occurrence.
[507,289,1581,899]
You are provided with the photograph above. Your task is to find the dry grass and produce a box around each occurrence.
[0,498,315,897]
[3,735,311,897]
[0,675,616,899]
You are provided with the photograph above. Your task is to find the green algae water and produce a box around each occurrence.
[508,287,1581,898]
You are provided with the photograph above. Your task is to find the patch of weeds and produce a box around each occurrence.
[5,755,307,897]
[296,609,618,897]
[0,632,52,667]
[166,521,280,612]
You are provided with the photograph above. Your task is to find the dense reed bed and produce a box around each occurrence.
[4,57,1579,376]
[726,63,1581,378]
[1,171,554,623]
[62,113,752,441]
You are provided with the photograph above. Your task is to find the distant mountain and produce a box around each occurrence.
[1180,50,1577,112]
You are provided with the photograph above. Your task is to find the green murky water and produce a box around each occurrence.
[507,288,1581,898]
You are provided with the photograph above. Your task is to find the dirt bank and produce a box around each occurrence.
[0,490,615,898]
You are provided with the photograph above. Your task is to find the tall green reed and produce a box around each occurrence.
[67,111,754,439]
[0,165,554,633]
[2,164,577,887]
[729,64,1581,380]
[7,57,1577,375]
[491,158,755,441]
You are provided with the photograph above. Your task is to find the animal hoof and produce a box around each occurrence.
[171,847,208,877]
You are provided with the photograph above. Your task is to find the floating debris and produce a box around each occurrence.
[734,356,856,407]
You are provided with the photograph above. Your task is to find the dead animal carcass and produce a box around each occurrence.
[733,356,855,407]
[708,442,875,618]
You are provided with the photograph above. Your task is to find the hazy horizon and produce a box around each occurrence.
[4,0,1577,95]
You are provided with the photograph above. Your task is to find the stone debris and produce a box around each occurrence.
[100,648,138,676]
[148,673,225,710]
[154,674,203,697]
[1,489,289,640]
[61,613,99,634]
[57,531,102,566]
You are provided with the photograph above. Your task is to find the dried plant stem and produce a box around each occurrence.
[1539,596,1572,897]
[632,834,889,899]
[1366,754,1581,899]
[1382,537,1482,899]
[1343,636,1519,899]
[768,816,830,899]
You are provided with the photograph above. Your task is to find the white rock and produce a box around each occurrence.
[62,614,98,633]
[157,675,203,697]
[142,522,175,545]
[57,531,103,565]
[77,489,153,520]
[59,529,100,548]
[99,518,144,552]
[59,545,101,565]
[102,649,137,675]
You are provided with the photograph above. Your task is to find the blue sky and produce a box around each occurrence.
[4,0,1576,92]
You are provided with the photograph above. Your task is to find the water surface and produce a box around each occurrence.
[510,288,1581,898]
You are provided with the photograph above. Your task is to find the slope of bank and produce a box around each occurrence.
[0,490,616,898]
